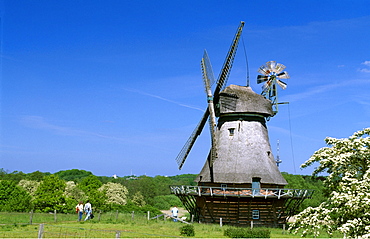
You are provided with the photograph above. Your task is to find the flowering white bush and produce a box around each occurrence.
[289,128,370,238]
[64,181,86,201]
[132,191,146,207]
[18,179,40,196]
[98,182,128,205]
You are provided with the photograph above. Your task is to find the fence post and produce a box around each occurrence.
[147,211,150,220]
[98,210,102,222]
[115,231,120,238]
[220,218,223,227]
[250,220,253,229]
[54,210,57,222]
[131,211,134,220]
[116,210,119,221]
[29,210,34,225]
[191,214,194,223]
[282,224,286,234]
[38,224,44,238]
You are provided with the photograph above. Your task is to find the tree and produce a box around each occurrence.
[26,171,49,181]
[152,195,183,210]
[0,180,32,212]
[98,182,128,205]
[33,175,68,213]
[78,175,106,211]
[121,175,173,205]
[169,174,198,186]
[64,181,86,201]
[0,170,27,183]
[282,173,326,211]
[131,191,146,207]
[289,128,370,238]
[78,175,102,191]
[55,169,93,182]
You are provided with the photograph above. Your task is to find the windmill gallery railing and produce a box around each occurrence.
[170,185,314,226]
[170,185,314,199]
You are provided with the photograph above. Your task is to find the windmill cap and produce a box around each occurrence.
[218,85,273,117]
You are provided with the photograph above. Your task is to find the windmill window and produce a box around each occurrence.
[252,177,261,189]
[252,210,260,220]
[228,128,235,136]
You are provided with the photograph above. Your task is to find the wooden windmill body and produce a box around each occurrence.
[197,85,287,188]
[171,22,313,227]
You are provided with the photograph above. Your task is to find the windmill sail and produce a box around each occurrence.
[214,21,245,95]
[175,21,245,170]
[202,50,215,85]
[201,50,217,167]
[176,109,210,169]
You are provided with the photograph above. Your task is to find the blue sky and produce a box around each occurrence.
[1,0,370,177]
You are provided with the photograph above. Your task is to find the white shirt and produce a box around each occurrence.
[84,202,92,212]
[171,207,178,216]
[76,204,83,212]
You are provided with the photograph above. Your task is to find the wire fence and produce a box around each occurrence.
[0,210,162,225]
[0,211,72,225]
[0,211,183,238]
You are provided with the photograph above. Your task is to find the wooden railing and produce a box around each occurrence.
[170,185,314,199]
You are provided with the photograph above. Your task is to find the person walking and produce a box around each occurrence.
[75,201,84,221]
[171,206,179,222]
[84,200,92,221]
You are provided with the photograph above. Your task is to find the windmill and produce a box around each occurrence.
[171,22,313,227]
[257,61,290,115]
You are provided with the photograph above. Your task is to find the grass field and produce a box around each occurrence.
[0,212,343,238]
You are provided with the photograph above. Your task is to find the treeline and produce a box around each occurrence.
[0,168,325,214]
[282,172,326,212]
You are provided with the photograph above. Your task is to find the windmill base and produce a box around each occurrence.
[196,196,287,227]
[171,186,312,227]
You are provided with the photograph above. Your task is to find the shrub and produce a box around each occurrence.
[0,180,32,212]
[224,227,270,238]
[152,195,183,210]
[180,224,195,237]
[104,201,162,215]
[224,227,245,238]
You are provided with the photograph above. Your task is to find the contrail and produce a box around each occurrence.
[122,87,205,112]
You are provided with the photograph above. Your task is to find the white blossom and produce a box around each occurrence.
[64,181,86,201]
[290,128,370,238]
[98,182,128,205]
[18,179,40,196]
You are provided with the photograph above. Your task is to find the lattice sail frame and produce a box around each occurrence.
[175,21,245,170]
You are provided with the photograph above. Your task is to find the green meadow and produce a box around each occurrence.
[0,212,343,238]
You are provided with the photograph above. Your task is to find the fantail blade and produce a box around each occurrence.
[277,80,287,90]
[277,71,290,79]
[257,75,268,84]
